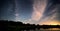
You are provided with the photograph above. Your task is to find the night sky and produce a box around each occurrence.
[0,0,60,25]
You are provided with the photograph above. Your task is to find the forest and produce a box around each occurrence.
[0,20,60,31]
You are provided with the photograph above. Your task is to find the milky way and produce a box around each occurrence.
[13,0,20,21]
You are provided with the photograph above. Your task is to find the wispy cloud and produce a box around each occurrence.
[38,8,60,25]
[31,0,47,21]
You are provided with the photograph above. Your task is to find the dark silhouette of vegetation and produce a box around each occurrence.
[0,20,60,31]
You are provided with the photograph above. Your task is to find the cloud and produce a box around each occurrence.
[31,0,47,21]
[37,0,60,25]
[38,9,60,25]
[23,0,60,25]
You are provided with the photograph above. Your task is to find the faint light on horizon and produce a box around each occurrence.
[39,20,60,25]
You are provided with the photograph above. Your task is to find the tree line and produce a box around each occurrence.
[0,20,60,31]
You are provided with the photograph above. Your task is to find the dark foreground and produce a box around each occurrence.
[0,20,60,31]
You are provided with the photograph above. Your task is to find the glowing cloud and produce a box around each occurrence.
[31,0,47,21]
